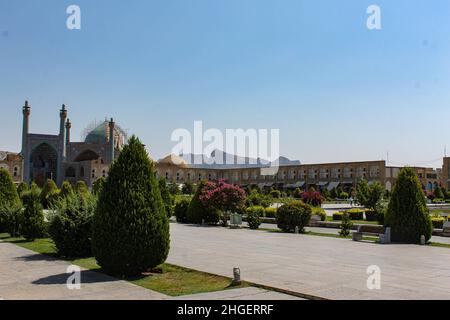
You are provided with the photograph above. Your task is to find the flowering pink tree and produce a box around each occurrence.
[301,188,324,207]
[199,179,247,225]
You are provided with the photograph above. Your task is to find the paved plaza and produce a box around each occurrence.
[168,223,450,300]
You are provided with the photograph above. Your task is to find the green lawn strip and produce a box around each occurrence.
[254,228,378,241]
[325,217,378,225]
[428,242,450,249]
[0,233,249,296]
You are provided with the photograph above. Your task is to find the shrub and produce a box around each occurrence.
[277,201,312,233]
[333,212,344,221]
[339,212,353,237]
[159,178,173,218]
[385,167,433,244]
[340,192,349,199]
[431,216,445,229]
[199,180,246,226]
[21,184,46,240]
[269,189,281,199]
[0,203,22,237]
[264,207,277,218]
[292,188,303,199]
[364,209,377,221]
[356,180,384,210]
[181,181,194,195]
[246,206,265,216]
[0,168,21,209]
[92,136,169,276]
[434,186,445,200]
[246,189,272,208]
[17,182,29,198]
[92,177,105,195]
[187,181,219,224]
[60,180,74,198]
[75,181,89,198]
[40,179,59,209]
[169,183,180,196]
[347,208,364,220]
[48,192,96,257]
[311,207,326,221]
[246,209,262,230]
[301,188,324,207]
[174,198,190,223]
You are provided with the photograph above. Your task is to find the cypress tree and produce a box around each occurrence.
[92,136,169,276]
[186,181,209,224]
[60,180,74,198]
[21,184,46,240]
[40,179,59,208]
[158,178,173,218]
[0,168,20,208]
[385,167,432,243]
[17,182,29,199]
[92,177,105,195]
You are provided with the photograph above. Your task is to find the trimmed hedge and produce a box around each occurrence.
[264,207,277,218]
[431,216,446,229]
[347,209,364,220]
[21,184,46,240]
[333,212,344,221]
[277,201,312,233]
[246,209,262,230]
[364,209,377,221]
[311,207,326,221]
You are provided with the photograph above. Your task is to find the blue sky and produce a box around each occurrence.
[0,0,449,167]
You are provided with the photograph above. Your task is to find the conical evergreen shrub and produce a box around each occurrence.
[186,181,209,224]
[92,177,105,195]
[17,182,29,199]
[0,168,20,208]
[60,180,74,198]
[158,178,173,218]
[21,184,46,240]
[40,179,59,209]
[0,168,21,234]
[385,167,432,243]
[92,136,169,276]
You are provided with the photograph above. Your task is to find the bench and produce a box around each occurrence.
[352,225,391,244]
[443,221,450,236]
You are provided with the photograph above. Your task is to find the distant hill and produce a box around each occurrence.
[179,150,300,169]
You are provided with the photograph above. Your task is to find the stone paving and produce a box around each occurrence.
[0,241,297,300]
[168,223,450,300]
[0,242,168,300]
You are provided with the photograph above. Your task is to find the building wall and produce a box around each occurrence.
[0,152,23,184]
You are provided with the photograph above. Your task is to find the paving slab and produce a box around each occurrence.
[171,287,301,300]
[0,242,167,300]
[168,223,450,300]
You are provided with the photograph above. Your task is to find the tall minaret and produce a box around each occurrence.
[57,105,68,185]
[65,118,71,146]
[21,101,31,183]
[109,118,115,163]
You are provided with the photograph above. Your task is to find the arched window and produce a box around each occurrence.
[13,166,18,177]
[80,166,85,177]
[102,170,106,178]
[92,169,96,178]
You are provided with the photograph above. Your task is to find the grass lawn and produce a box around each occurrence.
[0,233,248,296]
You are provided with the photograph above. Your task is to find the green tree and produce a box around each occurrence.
[49,192,96,257]
[434,186,445,199]
[321,187,331,200]
[92,177,105,195]
[60,180,74,198]
[17,182,29,198]
[385,167,432,243]
[0,168,21,208]
[159,178,173,218]
[277,201,312,233]
[181,181,194,195]
[339,212,353,237]
[40,179,59,208]
[356,179,384,210]
[169,183,180,196]
[92,136,169,276]
[21,184,46,240]
[75,181,89,198]
[187,181,213,224]
[330,187,338,199]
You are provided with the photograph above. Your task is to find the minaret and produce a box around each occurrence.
[21,101,30,156]
[21,101,31,183]
[57,105,68,185]
[65,118,71,146]
[109,118,115,163]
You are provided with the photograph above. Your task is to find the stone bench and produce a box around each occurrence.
[443,221,450,237]
[352,225,391,244]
